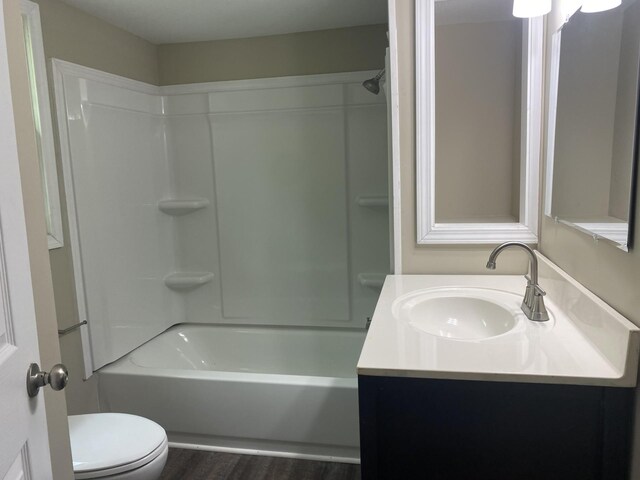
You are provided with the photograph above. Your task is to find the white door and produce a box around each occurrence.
[0,3,53,480]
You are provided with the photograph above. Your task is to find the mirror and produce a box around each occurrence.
[545,0,640,251]
[416,0,543,244]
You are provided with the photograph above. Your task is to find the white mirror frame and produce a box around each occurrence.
[415,1,543,245]
[543,29,561,221]
[20,0,63,249]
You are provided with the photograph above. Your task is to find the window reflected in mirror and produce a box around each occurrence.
[20,0,63,249]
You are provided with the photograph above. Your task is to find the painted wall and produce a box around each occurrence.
[2,0,73,476]
[394,1,528,274]
[157,24,387,85]
[33,0,160,415]
[541,0,640,476]
[34,0,158,84]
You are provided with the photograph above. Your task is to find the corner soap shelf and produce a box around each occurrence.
[164,272,214,291]
[358,273,387,289]
[158,198,209,216]
[356,196,389,208]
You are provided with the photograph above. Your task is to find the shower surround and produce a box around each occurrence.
[53,60,388,459]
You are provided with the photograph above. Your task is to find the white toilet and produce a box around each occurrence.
[68,413,168,480]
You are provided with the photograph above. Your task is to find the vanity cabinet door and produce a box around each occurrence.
[358,376,633,480]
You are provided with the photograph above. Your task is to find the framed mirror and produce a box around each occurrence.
[416,0,543,244]
[545,0,640,251]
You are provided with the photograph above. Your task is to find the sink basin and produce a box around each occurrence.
[393,288,521,340]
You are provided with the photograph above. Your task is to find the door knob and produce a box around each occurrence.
[26,363,68,398]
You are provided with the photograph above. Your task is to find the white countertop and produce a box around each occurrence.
[357,253,640,387]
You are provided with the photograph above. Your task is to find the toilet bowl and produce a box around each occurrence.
[69,413,168,480]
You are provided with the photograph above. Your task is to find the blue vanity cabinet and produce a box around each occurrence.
[358,375,634,480]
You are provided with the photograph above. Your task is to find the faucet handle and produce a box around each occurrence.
[534,284,546,296]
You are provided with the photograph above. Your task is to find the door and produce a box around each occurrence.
[0,2,53,479]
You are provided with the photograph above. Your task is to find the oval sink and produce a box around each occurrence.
[393,289,520,340]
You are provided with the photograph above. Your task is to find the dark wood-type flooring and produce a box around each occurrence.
[160,448,361,480]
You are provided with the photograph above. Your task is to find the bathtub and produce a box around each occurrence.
[98,324,366,462]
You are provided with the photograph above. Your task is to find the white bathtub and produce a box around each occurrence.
[98,324,366,462]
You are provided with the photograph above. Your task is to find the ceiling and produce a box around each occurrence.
[58,0,388,45]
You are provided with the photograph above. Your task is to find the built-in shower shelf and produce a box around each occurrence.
[358,273,387,289]
[158,198,210,216]
[164,272,214,291]
[356,196,389,208]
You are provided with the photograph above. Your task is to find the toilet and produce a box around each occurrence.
[68,413,168,480]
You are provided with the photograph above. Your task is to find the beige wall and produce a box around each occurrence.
[158,24,387,85]
[3,0,73,477]
[34,0,158,84]
[395,1,528,274]
[435,19,522,223]
[541,1,640,476]
[34,0,160,415]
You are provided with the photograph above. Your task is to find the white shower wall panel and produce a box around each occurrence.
[210,108,350,323]
[346,102,390,323]
[164,79,388,329]
[163,100,222,323]
[55,62,388,371]
[57,70,182,368]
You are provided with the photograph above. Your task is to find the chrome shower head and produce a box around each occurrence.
[362,69,385,95]
[363,78,380,94]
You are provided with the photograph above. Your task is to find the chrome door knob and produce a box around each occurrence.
[26,362,69,398]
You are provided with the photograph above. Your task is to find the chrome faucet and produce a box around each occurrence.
[486,242,549,322]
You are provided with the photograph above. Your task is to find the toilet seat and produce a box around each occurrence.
[69,413,168,479]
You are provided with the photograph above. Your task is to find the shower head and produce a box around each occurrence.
[362,69,385,95]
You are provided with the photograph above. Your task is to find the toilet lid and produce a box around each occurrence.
[69,413,167,474]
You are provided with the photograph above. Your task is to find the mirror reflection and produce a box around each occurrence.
[547,0,640,250]
[435,0,524,224]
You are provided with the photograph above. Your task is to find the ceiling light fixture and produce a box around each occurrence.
[581,0,622,12]
[513,0,552,17]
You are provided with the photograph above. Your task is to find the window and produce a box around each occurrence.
[20,0,63,249]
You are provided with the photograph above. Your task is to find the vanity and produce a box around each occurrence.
[357,253,639,480]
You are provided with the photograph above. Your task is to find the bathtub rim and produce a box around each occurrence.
[98,322,365,385]
[99,360,358,388]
